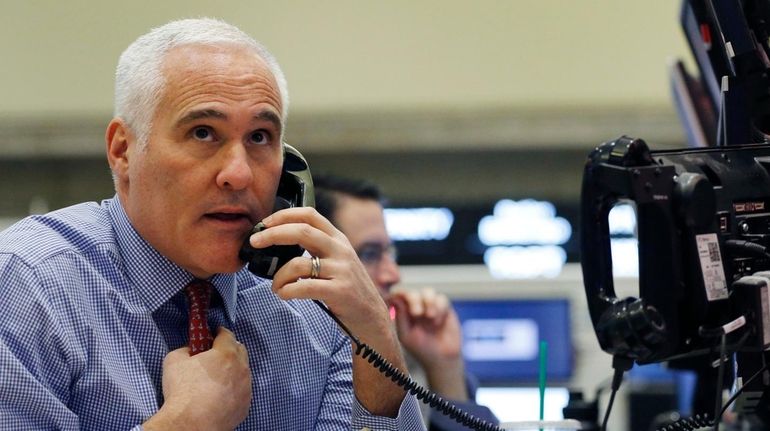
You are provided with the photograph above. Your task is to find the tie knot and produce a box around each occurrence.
[184,279,214,355]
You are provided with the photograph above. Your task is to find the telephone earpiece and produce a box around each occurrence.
[239,143,314,278]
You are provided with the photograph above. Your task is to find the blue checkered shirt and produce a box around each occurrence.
[0,197,424,430]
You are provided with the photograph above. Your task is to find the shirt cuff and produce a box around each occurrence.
[351,393,426,431]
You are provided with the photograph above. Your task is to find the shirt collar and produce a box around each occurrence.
[107,196,239,323]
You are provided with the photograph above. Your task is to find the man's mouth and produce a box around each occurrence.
[204,212,254,225]
[207,213,248,221]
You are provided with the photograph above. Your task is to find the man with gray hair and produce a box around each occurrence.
[0,18,424,430]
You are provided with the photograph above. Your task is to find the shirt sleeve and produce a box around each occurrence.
[427,372,498,431]
[0,254,80,430]
[313,327,354,430]
[314,327,425,431]
[351,394,426,431]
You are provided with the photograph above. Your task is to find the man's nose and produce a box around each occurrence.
[376,255,401,291]
[216,144,253,190]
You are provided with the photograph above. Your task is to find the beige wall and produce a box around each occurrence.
[1,0,689,117]
[0,1,695,214]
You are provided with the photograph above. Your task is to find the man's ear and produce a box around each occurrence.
[106,119,132,182]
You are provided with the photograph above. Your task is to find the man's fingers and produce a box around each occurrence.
[212,327,238,349]
[393,289,451,319]
[248,222,331,254]
[421,288,439,319]
[390,297,414,334]
[272,277,337,302]
[260,207,342,242]
[433,293,452,325]
[426,291,451,317]
[390,288,454,329]
[164,346,191,365]
[210,327,249,367]
[402,290,424,316]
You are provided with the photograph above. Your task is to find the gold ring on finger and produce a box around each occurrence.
[310,255,321,279]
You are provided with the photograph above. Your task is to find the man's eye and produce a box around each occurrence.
[357,247,382,264]
[250,131,268,145]
[192,126,214,142]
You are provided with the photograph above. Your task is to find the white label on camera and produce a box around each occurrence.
[721,315,746,334]
[696,233,728,301]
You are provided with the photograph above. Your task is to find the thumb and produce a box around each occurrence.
[212,326,238,350]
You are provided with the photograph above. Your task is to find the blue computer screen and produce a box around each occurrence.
[452,299,573,383]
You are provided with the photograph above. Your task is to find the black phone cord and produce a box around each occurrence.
[657,362,770,430]
[313,300,505,431]
[656,413,712,431]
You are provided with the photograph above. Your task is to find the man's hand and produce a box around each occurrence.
[144,328,252,431]
[390,288,469,401]
[249,207,408,417]
[390,288,462,363]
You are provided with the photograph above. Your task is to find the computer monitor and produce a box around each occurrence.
[453,299,573,383]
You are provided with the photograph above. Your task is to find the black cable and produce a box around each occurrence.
[601,384,619,431]
[697,315,751,430]
[724,239,770,259]
[655,364,769,431]
[594,375,613,401]
[718,363,769,420]
[312,300,505,431]
[601,356,633,431]
[713,333,727,431]
[655,413,711,431]
[656,319,765,431]
[649,328,750,364]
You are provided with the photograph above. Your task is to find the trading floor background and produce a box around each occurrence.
[1,2,694,429]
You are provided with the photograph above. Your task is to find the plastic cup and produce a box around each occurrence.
[500,419,583,430]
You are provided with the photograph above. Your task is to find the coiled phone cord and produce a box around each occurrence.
[655,329,769,430]
[656,413,712,431]
[313,300,505,431]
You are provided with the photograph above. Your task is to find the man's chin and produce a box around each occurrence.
[221,260,249,275]
[215,256,249,274]
[189,250,248,278]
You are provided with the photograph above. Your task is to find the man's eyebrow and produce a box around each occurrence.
[255,111,283,135]
[175,109,228,127]
[174,109,282,134]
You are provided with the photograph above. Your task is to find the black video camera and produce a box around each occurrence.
[579,0,770,426]
[581,136,770,364]
[580,136,770,425]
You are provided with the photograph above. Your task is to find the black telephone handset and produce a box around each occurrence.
[238,143,314,279]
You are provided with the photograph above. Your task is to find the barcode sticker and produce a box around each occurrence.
[708,242,720,262]
[696,233,729,301]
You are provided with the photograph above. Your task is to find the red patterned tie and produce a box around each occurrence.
[184,279,214,355]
